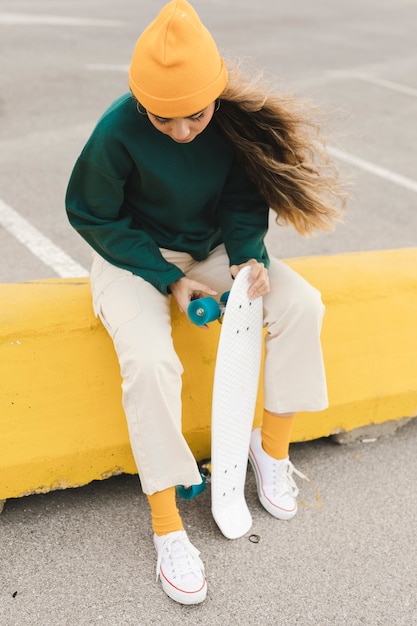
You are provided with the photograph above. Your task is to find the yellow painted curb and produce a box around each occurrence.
[1,249,416,500]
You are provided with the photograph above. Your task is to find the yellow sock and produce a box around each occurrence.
[261,410,296,460]
[146,487,183,537]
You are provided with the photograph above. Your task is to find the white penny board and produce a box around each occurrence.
[211,266,263,539]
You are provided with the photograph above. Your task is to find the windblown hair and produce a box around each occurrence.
[215,65,346,235]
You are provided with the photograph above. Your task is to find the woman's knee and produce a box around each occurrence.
[265,260,325,329]
[290,282,324,320]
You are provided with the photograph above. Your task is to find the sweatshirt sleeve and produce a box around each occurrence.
[65,155,185,295]
[216,158,270,268]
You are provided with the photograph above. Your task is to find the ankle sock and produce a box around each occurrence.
[147,487,183,537]
[261,410,295,460]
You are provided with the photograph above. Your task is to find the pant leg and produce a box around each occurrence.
[90,253,202,495]
[262,257,328,413]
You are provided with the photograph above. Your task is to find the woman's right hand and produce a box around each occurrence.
[169,276,217,316]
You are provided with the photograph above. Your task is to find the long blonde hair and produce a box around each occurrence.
[215,65,346,235]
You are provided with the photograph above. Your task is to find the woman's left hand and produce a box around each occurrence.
[229,259,270,300]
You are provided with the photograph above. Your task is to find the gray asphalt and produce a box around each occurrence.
[2,422,417,625]
[1,0,417,624]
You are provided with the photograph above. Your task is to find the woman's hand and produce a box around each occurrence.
[229,259,270,300]
[169,276,217,316]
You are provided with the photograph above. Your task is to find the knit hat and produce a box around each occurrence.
[129,0,228,118]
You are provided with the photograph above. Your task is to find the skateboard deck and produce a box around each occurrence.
[210,266,263,539]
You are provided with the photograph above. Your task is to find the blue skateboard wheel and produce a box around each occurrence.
[176,474,207,500]
[188,297,220,325]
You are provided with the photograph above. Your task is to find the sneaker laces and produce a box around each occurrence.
[155,533,204,583]
[272,459,309,498]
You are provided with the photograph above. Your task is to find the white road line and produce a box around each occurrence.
[328,146,417,194]
[86,63,129,72]
[88,65,417,100]
[329,71,417,98]
[0,199,88,278]
[0,13,123,27]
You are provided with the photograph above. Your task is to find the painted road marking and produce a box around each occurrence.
[0,13,123,27]
[0,199,88,278]
[86,63,129,72]
[328,146,417,194]
[297,71,417,99]
[329,71,417,99]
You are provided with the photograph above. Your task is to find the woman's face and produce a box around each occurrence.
[146,102,216,143]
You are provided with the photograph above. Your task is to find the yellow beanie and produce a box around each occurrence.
[129,0,228,118]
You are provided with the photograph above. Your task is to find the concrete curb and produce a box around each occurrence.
[1,248,416,501]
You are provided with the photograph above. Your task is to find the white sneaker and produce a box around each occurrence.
[249,428,308,520]
[154,530,207,605]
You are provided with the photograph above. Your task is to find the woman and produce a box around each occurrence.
[66,0,345,605]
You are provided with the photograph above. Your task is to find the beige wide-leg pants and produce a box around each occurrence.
[90,245,328,494]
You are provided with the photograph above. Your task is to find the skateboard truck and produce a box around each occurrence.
[187,292,229,326]
[176,460,211,500]
[176,477,206,500]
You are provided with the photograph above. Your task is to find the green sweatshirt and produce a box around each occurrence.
[66,93,270,294]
